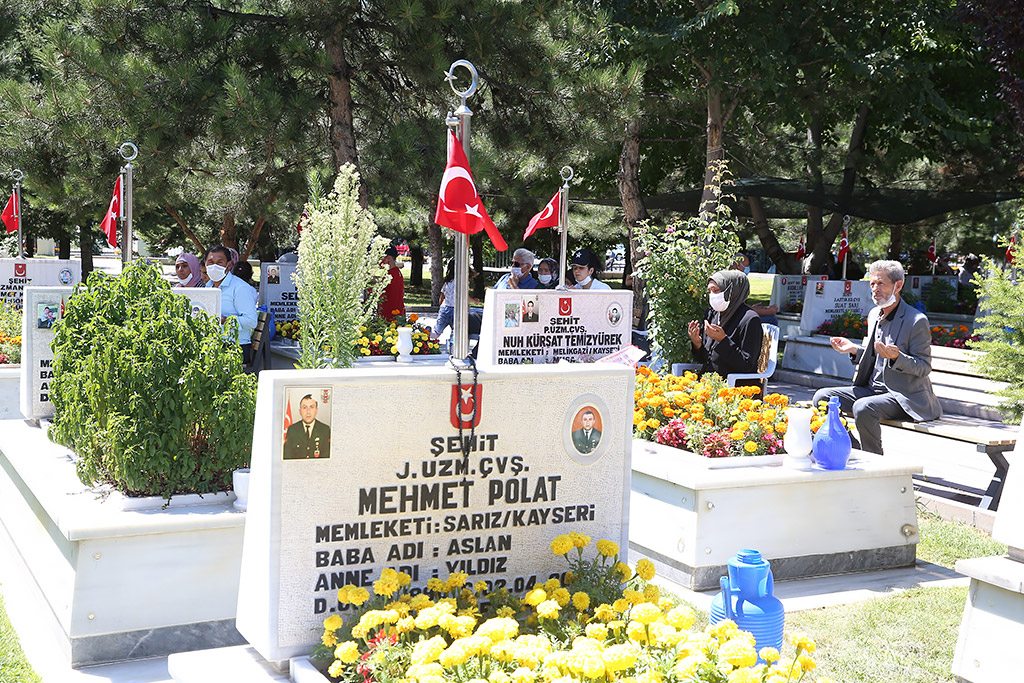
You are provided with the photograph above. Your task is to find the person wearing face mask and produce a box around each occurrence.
[569,249,611,290]
[205,245,259,363]
[536,258,558,289]
[687,270,763,387]
[495,248,539,290]
[812,260,941,455]
[174,253,203,288]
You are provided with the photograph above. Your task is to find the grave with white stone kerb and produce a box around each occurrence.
[235,362,633,667]
[477,289,633,366]
[20,285,222,420]
[767,274,828,314]
[798,279,874,334]
[260,261,299,323]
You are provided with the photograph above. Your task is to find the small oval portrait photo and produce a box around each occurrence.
[607,303,622,326]
[570,406,603,455]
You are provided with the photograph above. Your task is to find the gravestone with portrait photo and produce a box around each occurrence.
[798,279,874,334]
[20,286,222,421]
[0,258,80,309]
[478,289,634,365]
[768,274,829,314]
[259,261,299,323]
[236,362,633,664]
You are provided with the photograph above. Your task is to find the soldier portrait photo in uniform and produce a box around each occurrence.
[267,265,281,285]
[522,296,539,323]
[570,405,603,455]
[283,388,332,460]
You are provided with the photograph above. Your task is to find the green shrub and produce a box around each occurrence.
[635,162,741,365]
[924,277,957,314]
[48,261,257,499]
[973,247,1024,421]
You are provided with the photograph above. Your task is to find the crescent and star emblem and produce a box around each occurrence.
[439,166,479,215]
[537,201,555,221]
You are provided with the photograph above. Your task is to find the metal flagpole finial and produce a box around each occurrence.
[842,214,851,229]
[444,60,479,105]
[560,166,574,187]
[118,142,139,162]
[11,169,23,182]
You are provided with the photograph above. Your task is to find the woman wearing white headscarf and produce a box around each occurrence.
[687,270,763,384]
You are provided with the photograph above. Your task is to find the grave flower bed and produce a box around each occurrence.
[314,534,833,683]
[930,324,979,349]
[812,310,867,339]
[633,367,788,457]
[277,318,301,341]
[354,312,441,357]
[0,301,21,364]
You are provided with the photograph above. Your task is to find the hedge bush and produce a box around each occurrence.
[49,261,257,499]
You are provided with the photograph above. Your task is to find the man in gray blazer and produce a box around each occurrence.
[813,260,942,454]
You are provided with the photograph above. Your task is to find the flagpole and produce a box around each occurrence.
[931,237,936,275]
[558,166,573,288]
[444,61,478,362]
[841,215,850,280]
[119,142,137,269]
[11,169,23,259]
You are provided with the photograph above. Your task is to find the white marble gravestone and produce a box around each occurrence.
[236,363,633,665]
[799,279,874,333]
[768,274,828,314]
[20,286,222,420]
[953,419,1024,683]
[0,258,80,309]
[477,289,633,366]
[903,275,957,305]
[260,262,299,323]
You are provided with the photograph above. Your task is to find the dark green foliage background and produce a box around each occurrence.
[48,261,257,498]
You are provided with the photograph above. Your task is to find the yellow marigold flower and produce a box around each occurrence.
[349,587,370,606]
[569,532,591,548]
[634,411,644,425]
[759,647,779,663]
[775,422,788,434]
[477,616,519,642]
[572,591,591,611]
[666,605,695,630]
[321,631,337,647]
[544,578,562,592]
[636,559,656,581]
[496,605,517,618]
[626,620,648,643]
[397,571,413,586]
[647,419,661,429]
[790,632,817,653]
[630,603,662,625]
[475,580,489,593]
[596,539,619,557]
[622,589,644,605]
[674,654,707,677]
[510,666,536,683]
[727,669,761,683]
[447,571,469,589]
[489,671,512,683]
[744,441,758,453]
[537,599,561,619]
[334,641,360,664]
[612,598,630,613]
[564,571,575,585]
[328,660,344,678]
[614,562,632,580]
[410,593,433,610]
[323,614,343,631]
[594,603,615,621]
[524,588,547,607]
[426,578,446,593]
[397,616,415,633]
[718,639,757,668]
[602,643,639,672]
[643,585,660,602]
[337,585,354,604]
[798,654,817,672]
[550,535,574,556]
[374,578,398,596]
[552,588,571,607]
[730,430,745,441]
[585,622,608,641]
[411,635,448,664]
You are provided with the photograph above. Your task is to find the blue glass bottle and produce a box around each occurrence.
[710,549,784,653]
[812,396,852,469]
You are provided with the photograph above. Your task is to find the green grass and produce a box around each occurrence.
[0,595,41,683]
[916,507,1007,569]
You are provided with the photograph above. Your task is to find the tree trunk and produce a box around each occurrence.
[165,205,206,253]
[471,233,485,301]
[888,224,904,260]
[79,225,93,279]
[748,196,798,274]
[58,234,71,260]
[325,27,367,208]
[221,212,236,249]
[410,245,423,287]
[616,117,649,329]
[622,238,631,288]
[701,86,726,214]
[428,224,443,306]
[808,102,870,273]
[241,214,267,261]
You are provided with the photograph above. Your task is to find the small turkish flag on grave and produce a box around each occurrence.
[926,237,937,263]
[837,227,850,263]
[295,210,308,234]
[99,176,121,247]
[1008,236,1016,265]
[434,130,507,251]
[524,190,561,240]
[796,236,805,260]
[1,191,18,233]
[283,400,293,441]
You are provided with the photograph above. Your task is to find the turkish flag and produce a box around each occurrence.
[795,236,805,260]
[1,191,17,233]
[283,399,293,441]
[926,237,937,263]
[99,176,121,247]
[434,130,507,251]
[837,226,850,263]
[1008,236,1016,265]
[296,209,308,234]
[524,190,561,240]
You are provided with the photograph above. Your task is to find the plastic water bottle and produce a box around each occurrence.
[710,549,784,653]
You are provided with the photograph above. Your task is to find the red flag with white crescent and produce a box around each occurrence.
[283,399,293,440]
[837,226,850,263]
[296,209,308,234]
[926,237,937,263]
[434,130,507,251]
[99,176,121,247]
[1,191,18,233]
[796,235,805,260]
[1009,236,1016,265]
[524,190,561,240]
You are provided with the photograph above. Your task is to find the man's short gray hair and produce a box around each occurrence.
[513,248,536,267]
[868,260,905,284]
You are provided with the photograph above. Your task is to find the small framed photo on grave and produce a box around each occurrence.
[504,302,520,328]
[266,265,281,285]
[607,303,623,326]
[521,295,539,323]
[282,388,332,460]
[37,303,58,329]
[562,399,610,463]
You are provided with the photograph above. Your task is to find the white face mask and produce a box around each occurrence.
[510,265,521,277]
[710,291,729,312]
[177,275,192,285]
[539,273,552,285]
[874,282,901,308]
[206,264,227,282]
[576,275,592,288]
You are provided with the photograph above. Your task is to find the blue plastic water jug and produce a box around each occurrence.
[710,549,784,653]
[812,396,852,470]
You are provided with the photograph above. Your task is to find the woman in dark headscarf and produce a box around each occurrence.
[687,270,763,384]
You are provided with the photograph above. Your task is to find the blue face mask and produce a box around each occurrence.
[743,267,750,274]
